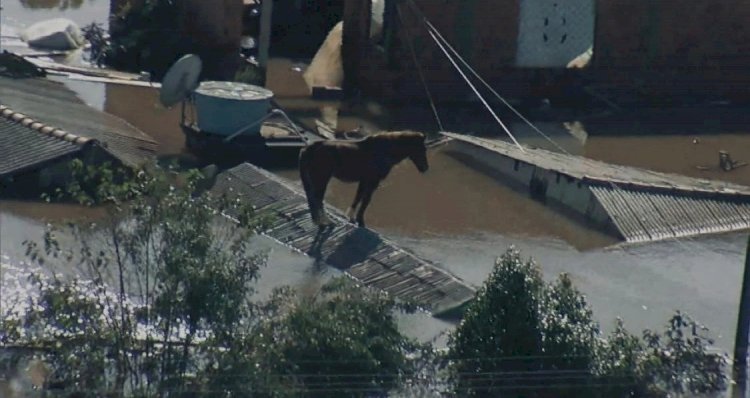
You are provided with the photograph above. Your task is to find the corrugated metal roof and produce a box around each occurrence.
[591,186,750,243]
[212,163,476,317]
[0,77,157,167]
[0,118,80,177]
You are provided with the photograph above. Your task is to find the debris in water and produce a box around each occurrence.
[719,150,747,172]
[21,18,85,50]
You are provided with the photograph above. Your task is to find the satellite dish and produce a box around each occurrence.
[159,54,203,107]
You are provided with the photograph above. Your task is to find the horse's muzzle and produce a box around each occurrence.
[417,164,429,173]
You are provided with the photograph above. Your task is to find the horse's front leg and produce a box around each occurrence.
[315,175,331,227]
[347,182,366,223]
[311,172,333,227]
[355,180,380,228]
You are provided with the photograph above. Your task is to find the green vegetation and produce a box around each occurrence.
[0,164,730,397]
[448,248,728,397]
[106,0,186,79]
[2,164,420,397]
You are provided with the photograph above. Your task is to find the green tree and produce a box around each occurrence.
[4,164,266,396]
[448,248,728,398]
[205,279,425,397]
[106,0,187,79]
[2,163,424,397]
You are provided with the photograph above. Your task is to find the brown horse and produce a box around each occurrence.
[299,131,429,227]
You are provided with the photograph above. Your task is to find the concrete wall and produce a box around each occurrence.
[516,0,594,67]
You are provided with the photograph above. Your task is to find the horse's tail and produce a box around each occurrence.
[299,144,318,222]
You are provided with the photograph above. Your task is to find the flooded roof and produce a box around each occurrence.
[443,132,750,196]
[0,76,157,168]
[0,117,80,177]
[444,133,750,243]
[212,162,476,317]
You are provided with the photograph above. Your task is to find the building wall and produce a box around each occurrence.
[354,0,587,102]
[515,0,595,67]
[448,140,617,237]
[355,0,524,100]
[409,0,520,75]
[593,0,750,98]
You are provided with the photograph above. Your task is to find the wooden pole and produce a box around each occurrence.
[342,0,372,95]
[733,234,750,398]
[258,0,273,69]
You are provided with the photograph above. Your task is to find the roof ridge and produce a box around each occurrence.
[0,104,92,146]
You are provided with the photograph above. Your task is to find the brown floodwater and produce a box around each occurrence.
[3,0,750,360]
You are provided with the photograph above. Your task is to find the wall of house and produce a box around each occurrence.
[592,0,750,98]
[352,0,586,102]
[515,0,595,67]
[350,0,750,102]
[353,0,524,100]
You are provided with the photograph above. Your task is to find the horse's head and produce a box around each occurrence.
[369,131,430,173]
[406,132,429,173]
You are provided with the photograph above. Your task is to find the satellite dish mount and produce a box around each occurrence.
[159,54,203,125]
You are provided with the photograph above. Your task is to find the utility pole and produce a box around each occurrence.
[258,0,273,69]
[733,234,750,398]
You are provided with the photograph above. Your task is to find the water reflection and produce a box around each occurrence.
[392,231,746,355]
[18,0,89,10]
[104,83,187,155]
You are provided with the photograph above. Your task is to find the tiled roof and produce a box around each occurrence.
[0,116,81,177]
[0,76,157,168]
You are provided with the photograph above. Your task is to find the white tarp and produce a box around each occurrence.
[302,1,386,93]
[303,21,344,91]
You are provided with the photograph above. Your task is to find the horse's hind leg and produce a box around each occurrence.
[299,146,321,224]
[312,172,333,226]
[347,182,366,222]
[355,180,379,228]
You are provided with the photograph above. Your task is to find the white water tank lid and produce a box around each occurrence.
[195,81,274,101]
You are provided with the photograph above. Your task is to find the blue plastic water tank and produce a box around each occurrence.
[194,81,274,136]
